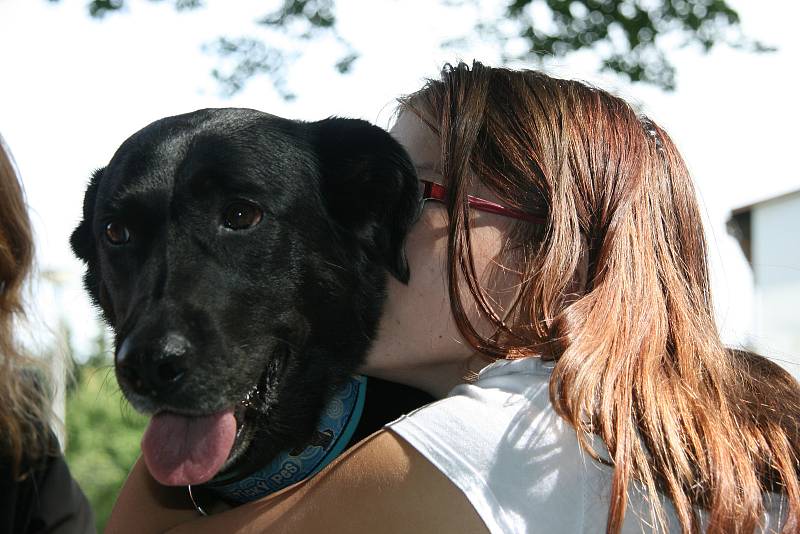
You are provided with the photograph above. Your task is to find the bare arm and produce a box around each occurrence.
[104,454,199,533]
[106,430,487,534]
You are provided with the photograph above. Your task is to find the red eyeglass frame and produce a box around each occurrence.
[419,180,546,224]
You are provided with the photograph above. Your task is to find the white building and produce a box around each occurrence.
[728,190,800,381]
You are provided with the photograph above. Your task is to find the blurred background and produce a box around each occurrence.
[1,0,798,530]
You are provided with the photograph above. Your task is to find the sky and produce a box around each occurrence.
[0,0,798,371]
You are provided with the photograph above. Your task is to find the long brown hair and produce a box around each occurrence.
[0,133,51,475]
[401,62,800,533]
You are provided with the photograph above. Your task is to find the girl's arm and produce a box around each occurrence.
[104,453,199,533]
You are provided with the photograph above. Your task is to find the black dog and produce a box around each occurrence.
[71,108,429,490]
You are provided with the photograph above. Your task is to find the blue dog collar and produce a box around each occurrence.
[207,375,367,503]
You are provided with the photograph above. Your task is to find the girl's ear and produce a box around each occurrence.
[312,118,419,283]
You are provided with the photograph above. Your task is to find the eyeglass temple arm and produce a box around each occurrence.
[421,180,546,224]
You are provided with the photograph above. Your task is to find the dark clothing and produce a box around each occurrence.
[0,450,94,534]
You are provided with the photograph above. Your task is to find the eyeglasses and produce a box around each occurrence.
[419,180,546,224]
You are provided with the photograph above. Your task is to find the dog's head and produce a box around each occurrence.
[71,108,419,486]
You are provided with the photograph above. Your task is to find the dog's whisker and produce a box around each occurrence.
[322,260,348,272]
[256,334,302,352]
[231,333,301,354]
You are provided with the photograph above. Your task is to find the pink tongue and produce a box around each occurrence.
[141,409,236,486]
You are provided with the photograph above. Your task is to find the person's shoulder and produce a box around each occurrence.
[384,360,593,533]
[389,357,557,439]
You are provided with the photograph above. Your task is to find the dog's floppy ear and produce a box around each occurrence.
[312,118,419,283]
[70,168,104,305]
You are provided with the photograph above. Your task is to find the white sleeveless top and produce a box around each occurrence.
[386,357,786,533]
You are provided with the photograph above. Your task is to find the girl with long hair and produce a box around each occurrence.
[109,62,798,533]
[0,133,94,533]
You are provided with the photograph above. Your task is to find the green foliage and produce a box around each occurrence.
[45,0,203,18]
[65,354,148,532]
[486,0,771,90]
[205,37,298,100]
[48,0,771,96]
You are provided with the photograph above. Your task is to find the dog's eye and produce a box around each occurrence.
[222,201,263,230]
[105,222,131,245]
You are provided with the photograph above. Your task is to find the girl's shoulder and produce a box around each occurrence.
[386,357,592,533]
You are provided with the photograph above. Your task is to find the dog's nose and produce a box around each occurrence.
[116,333,191,398]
